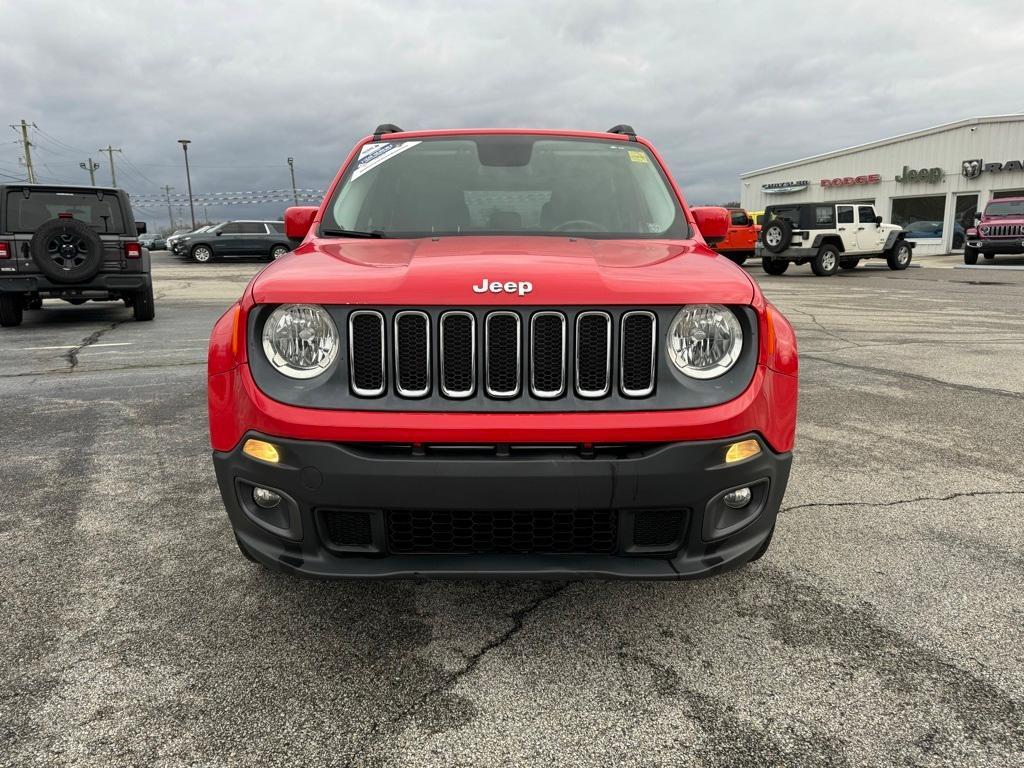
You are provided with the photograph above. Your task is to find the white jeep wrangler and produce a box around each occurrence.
[756,203,914,276]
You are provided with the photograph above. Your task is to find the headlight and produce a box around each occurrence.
[667,304,742,379]
[979,226,989,235]
[262,304,339,379]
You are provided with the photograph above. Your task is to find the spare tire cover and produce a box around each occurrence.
[760,218,793,254]
[30,218,105,284]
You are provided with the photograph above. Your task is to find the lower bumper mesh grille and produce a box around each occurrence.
[386,509,618,554]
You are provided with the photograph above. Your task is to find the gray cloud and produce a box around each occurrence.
[2,0,1022,227]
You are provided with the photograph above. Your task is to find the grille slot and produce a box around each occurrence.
[530,312,566,398]
[394,311,430,397]
[321,510,373,548]
[575,311,611,397]
[349,311,386,397]
[632,510,684,548]
[620,311,656,397]
[387,509,618,554]
[440,311,476,398]
[485,312,521,398]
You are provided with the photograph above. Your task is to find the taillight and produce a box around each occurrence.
[0,242,10,259]
[125,242,142,259]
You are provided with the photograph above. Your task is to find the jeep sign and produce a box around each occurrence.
[896,166,943,183]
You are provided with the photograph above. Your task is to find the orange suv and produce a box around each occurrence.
[693,207,758,265]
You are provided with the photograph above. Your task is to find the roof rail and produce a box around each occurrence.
[372,123,404,141]
[606,124,637,141]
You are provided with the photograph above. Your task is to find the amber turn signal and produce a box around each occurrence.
[243,438,280,464]
[725,439,761,463]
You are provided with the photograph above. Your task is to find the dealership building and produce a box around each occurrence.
[739,114,1024,255]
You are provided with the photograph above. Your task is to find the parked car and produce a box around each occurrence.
[149,234,167,251]
[173,220,289,262]
[164,228,193,253]
[0,183,154,326]
[757,203,914,276]
[692,206,758,265]
[964,197,1024,264]
[900,220,965,248]
[208,123,799,580]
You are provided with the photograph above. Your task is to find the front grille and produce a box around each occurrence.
[344,308,659,401]
[985,224,1024,238]
[632,510,684,547]
[387,509,618,554]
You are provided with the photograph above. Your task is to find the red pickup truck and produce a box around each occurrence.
[207,125,798,580]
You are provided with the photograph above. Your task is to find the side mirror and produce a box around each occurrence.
[874,215,883,225]
[691,206,729,245]
[285,206,319,240]
[136,221,147,234]
[215,230,222,236]
[974,211,982,221]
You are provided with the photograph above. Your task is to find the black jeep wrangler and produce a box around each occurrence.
[0,184,154,327]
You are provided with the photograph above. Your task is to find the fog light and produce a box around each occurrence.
[252,487,281,509]
[243,438,280,464]
[725,439,761,463]
[724,487,752,509]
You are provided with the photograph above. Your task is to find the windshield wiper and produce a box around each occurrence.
[321,227,387,239]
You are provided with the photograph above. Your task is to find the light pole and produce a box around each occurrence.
[178,139,196,230]
[79,158,100,185]
[287,157,298,206]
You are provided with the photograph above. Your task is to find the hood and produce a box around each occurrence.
[251,236,756,306]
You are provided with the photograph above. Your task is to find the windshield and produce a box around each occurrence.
[4,189,126,234]
[322,135,687,239]
[985,200,1024,217]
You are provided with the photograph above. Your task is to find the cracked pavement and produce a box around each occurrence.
[1,252,1022,767]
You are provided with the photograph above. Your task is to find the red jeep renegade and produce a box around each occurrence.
[207,125,798,579]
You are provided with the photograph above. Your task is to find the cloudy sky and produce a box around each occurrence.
[2,0,1022,229]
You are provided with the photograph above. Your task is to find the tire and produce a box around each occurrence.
[26,296,43,310]
[760,218,793,254]
[191,244,213,263]
[840,258,861,270]
[963,247,978,265]
[811,244,841,276]
[29,218,104,284]
[0,294,24,327]
[270,244,290,260]
[761,257,789,275]
[133,282,155,321]
[886,241,912,271]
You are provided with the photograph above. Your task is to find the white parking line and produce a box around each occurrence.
[19,342,134,351]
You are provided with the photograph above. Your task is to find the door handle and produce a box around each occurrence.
[857,226,865,230]
[838,227,846,231]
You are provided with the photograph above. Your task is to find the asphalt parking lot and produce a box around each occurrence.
[1,251,1022,767]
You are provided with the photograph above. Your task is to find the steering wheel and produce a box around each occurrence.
[552,219,608,233]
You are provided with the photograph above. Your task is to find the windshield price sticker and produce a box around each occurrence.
[353,141,421,180]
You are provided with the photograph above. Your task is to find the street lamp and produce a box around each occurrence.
[287,157,298,206]
[178,139,197,230]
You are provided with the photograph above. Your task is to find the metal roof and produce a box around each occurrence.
[740,114,1024,178]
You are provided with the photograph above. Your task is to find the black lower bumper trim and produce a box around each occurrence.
[214,433,792,580]
[0,273,150,294]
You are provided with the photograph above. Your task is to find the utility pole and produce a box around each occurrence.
[162,185,175,228]
[98,145,121,186]
[79,157,100,185]
[178,139,197,230]
[287,157,298,205]
[10,120,36,182]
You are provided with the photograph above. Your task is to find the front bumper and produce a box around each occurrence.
[0,272,151,295]
[967,239,1024,254]
[213,433,791,580]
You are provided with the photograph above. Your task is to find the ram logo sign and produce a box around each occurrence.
[962,158,1024,178]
